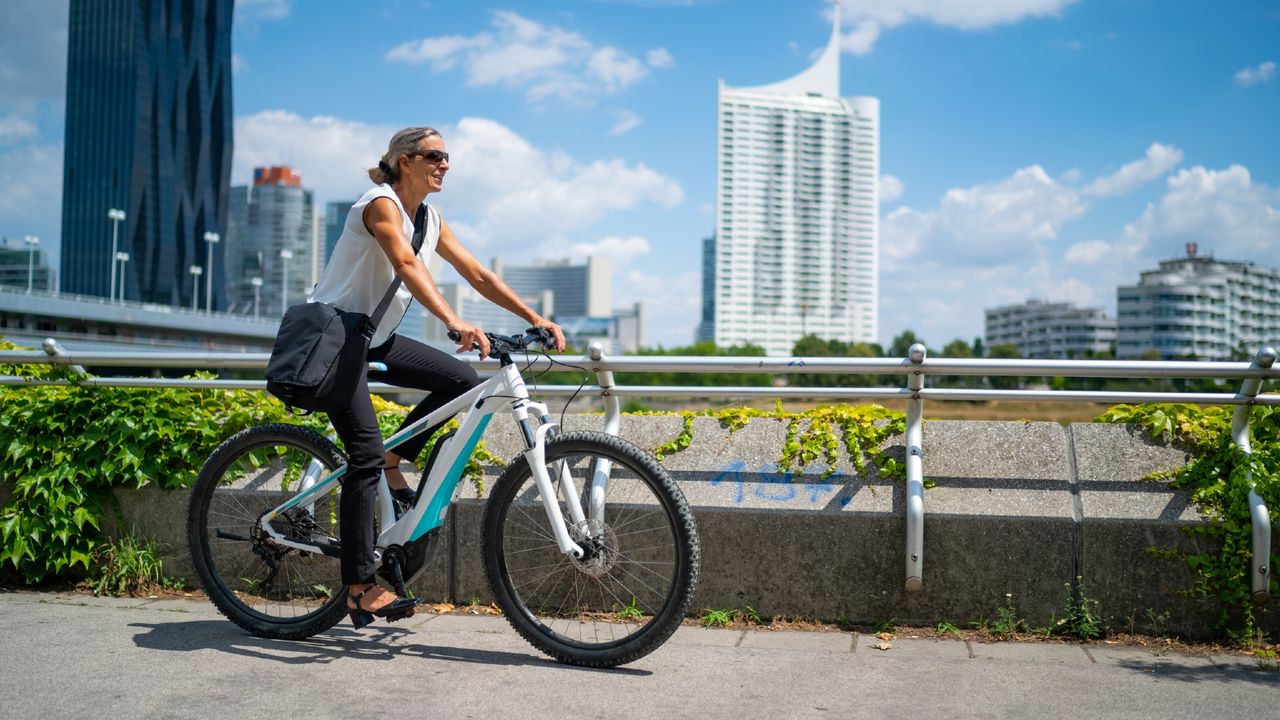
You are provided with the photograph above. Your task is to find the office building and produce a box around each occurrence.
[984,299,1116,358]
[493,257,611,318]
[60,0,234,308]
[696,235,715,343]
[323,200,356,265]
[225,166,314,318]
[426,256,642,353]
[0,240,54,293]
[1116,245,1280,360]
[711,5,879,356]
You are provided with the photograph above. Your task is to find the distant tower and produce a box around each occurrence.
[713,3,879,355]
[225,166,315,318]
[60,0,234,308]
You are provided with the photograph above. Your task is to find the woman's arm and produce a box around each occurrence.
[435,216,567,352]
[364,198,491,357]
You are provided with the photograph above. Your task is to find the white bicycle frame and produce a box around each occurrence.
[260,358,618,560]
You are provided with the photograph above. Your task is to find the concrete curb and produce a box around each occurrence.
[91,416,1278,639]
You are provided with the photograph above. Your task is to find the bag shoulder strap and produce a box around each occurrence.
[368,203,429,327]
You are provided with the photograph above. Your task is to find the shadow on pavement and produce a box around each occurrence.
[127,619,651,676]
[1113,658,1280,687]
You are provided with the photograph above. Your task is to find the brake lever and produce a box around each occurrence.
[446,329,483,352]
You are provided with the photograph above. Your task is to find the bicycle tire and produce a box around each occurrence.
[482,431,700,667]
[187,423,349,640]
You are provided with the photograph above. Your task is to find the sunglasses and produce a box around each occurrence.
[410,150,449,164]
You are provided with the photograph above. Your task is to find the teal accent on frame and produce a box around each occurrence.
[277,466,347,512]
[409,414,492,541]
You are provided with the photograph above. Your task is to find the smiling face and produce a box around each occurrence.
[397,135,450,195]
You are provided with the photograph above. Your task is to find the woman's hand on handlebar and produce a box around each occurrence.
[448,320,490,359]
[530,316,566,352]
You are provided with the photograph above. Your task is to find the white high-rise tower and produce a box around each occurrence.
[710,6,879,355]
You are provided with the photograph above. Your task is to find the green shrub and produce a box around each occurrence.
[0,358,328,582]
[1095,403,1280,640]
[87,533,180,597]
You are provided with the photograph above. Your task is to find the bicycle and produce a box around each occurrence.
[187,329,700,667]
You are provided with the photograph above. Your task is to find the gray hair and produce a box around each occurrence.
[367,126,442,184]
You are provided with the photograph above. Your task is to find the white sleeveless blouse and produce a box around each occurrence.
[308,184,440,348]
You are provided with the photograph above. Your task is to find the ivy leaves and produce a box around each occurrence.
[643,403,907,480]
[0,362,328,583]
[1098,403,1279,640]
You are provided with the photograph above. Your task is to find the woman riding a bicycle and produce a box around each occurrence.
[309,126,565,624]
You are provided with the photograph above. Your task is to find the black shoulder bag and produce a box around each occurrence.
[265,203,429,415]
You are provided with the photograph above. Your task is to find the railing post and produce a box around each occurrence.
[905,342,927,592]
[589,342,621,436]
[41,337,87,377]
[1231,346,1277,605]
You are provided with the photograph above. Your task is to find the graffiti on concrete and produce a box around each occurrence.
[708,461,857,507]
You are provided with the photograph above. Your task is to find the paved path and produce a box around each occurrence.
[1,591,1275,719]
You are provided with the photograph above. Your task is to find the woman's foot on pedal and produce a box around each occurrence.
[346,584,421,629]
[384,465,416,519]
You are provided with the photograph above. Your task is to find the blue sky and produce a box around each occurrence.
[2,0,1278,349]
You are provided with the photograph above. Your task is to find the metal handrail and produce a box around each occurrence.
[1,337,1276,601]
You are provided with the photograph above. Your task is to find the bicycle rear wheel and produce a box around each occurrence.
[187,423,348,640]
[482,431,700,667]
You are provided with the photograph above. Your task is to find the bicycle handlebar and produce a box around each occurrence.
[447,327,556,356]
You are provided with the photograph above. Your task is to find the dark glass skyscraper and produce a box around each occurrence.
[61,0,233,308]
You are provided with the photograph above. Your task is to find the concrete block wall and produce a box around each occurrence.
[92,415,1276,639]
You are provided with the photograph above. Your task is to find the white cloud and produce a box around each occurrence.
[876,156,1280,349]
[1064,239,1111,264]
[233,110,396,203]
[234,0,291,23]
[1235,61,1276,87]
[1082,142,1183,197]
[836,0,1078,55]
[879,174,904,204]
[646,47,676,69]
[884,165,1085,267]
[1119,164,1280,262]
[0,114,38,146]
[441,117,684,251]
[385,34,495,70]
[838,20,883,56]
[570,235,651,265]
[386,10,653,104]
[610,110,643,136]
[0,141,63,265]
[0,0,69,114]
[588,47,649,93]
[617,269,700,348]
[881,205,929,260]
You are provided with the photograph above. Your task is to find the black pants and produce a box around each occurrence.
[326,334,480,586]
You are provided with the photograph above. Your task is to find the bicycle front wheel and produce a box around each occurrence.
[482,431,700,667]
[187,423,349,640]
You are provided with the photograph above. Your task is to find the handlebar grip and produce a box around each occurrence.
[447,329,483,351]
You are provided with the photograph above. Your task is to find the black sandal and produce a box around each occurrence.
[390,486,416,519]
[346,586,420,630]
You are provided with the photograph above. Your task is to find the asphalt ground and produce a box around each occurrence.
[1,590,1276,719]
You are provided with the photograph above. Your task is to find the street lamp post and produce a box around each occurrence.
[250,276,263,320]
[108,208,126,300]
[279,248,294,314]
[24,235,39,293]
[203,231,219,314]
[189,265,202,312]
[115,252,129,303]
